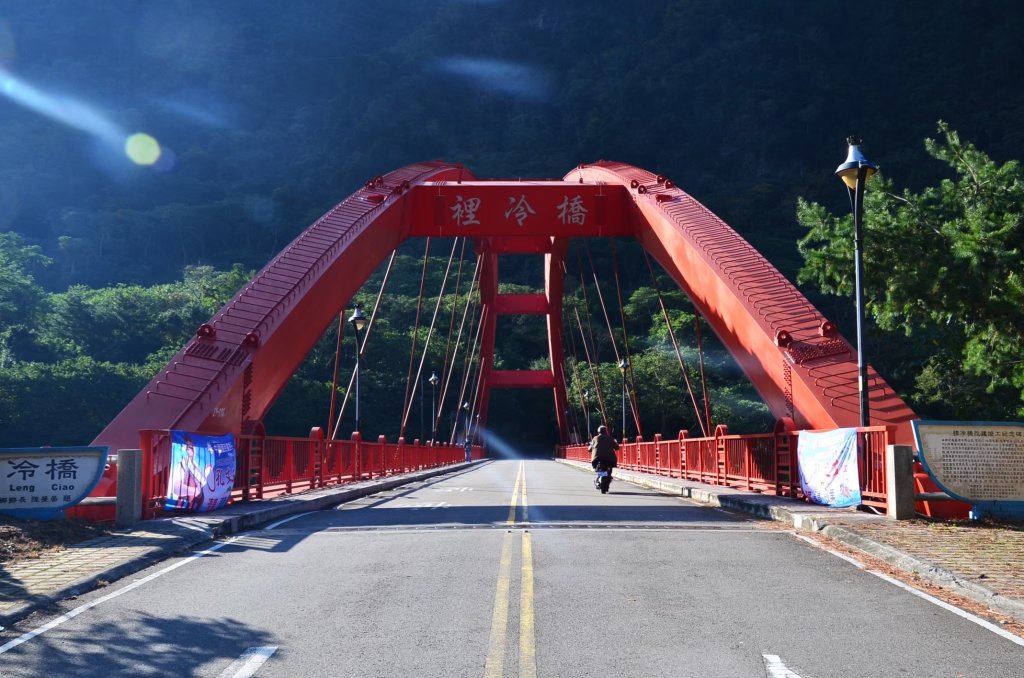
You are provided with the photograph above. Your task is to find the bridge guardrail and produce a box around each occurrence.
[561,426,893,513]
[138,430,482,520]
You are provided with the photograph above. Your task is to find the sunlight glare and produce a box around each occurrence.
[0,67,123,144]
[479,428,525,460]
[124,132,162,165]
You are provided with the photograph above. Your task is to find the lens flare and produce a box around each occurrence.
[124,132,162,165]
[0,68,123,144]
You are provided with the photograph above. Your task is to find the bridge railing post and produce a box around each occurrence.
[352,432,362,480]
[678,430,688,478]
[886,444,915,519]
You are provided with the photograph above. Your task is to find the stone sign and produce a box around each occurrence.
[912,421,1024,521]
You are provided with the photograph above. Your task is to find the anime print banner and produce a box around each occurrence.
[165,431,236,513]
[797,428,862,508]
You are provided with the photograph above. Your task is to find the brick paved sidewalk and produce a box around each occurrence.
[0,527,187,618]
[827,518,1024,606]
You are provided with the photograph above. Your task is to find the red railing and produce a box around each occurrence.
[562,426,894,513]
[138,430,482,519]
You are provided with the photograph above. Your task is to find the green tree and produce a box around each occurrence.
[0,232,53,366]
[797,123,1024,418]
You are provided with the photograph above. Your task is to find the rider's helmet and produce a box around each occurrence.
[597,425,608,435]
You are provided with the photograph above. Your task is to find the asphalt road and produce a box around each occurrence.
[1,459,1021,677]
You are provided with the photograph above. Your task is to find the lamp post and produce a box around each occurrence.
[835,136,877,428]
[583,390,592,439]
[462,401,472,462]
[348,304,367,433]
[428,371,439,442]
[618,359,629,441]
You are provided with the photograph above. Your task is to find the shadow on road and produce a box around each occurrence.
[1,610,276,676]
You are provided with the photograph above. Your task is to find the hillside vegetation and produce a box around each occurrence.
[1,2,1022,445]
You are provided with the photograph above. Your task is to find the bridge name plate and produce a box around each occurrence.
[912,420,1024,520]
[0,446,109,520]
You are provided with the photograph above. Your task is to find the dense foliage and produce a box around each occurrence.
[798,123,1024,419]
[2,2,1023,445]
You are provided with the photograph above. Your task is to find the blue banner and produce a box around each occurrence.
[165,432,236,512]
[797,428,861,508]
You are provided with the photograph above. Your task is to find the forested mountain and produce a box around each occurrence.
[2,1,1023,445]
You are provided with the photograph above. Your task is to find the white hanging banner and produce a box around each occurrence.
[797,428,861,508]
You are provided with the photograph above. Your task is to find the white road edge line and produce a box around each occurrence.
[0,537,240,655]
[762,653,802,677]
[265,511,317,530]
[217,646,278,678]
[794,533,1024,647]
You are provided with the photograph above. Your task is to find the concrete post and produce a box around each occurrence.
[885,444,915,520]
[115,449,143,528]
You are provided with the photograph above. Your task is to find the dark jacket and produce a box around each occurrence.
[588,433,619,466]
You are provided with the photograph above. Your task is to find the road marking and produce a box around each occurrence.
[506,462,524,525]
[217,646,278,678]
[520,466,530,524]
[795,533,1024,647]
[762,654,802,677]
[519,530,536,678]
[265,511,317,530]
[486,461,534,677]
[399,502,451,510]
[0,537,239,655]
[484,531,515,678]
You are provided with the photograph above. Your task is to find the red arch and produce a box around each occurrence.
[93,161,916,452]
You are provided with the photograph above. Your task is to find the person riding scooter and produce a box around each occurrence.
[588,425,619,488]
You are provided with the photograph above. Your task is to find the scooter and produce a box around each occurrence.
[593,460,613,494]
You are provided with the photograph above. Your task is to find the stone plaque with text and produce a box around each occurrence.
[912,421,1024,520]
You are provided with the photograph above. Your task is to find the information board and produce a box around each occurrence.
[912,420,1024,520]
[0,446,109,520]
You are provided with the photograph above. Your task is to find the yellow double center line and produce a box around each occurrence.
[484,461,536,678]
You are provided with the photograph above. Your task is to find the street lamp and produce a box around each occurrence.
[836,136,877,428]
[428,371,439,441]
[348,304,367,433]
[462,401,472,462]
[583,390,592,439]
[618,359,629,441]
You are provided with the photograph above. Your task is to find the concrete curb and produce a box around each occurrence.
[819,523,1024,622]
[1,462,480,626]
[556,458,1024,624]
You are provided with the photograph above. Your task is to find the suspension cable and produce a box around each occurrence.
[400,238,432,432]
[326,312,346,439]
[571,243,608,423]
[436,256,480,440]
[563,304,588,440]
[330,249,398,440]
[434,237,468,437]
[583,240,639,437]
[694,315,714,435]
[641,249,708,437]
[608,239,643,439]
[451,291,485,443]
[573,305,607,426]
[399,239,461,439]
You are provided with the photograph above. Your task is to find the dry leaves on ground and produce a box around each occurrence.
[0,514,109,565]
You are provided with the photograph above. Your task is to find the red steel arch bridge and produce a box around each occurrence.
[90,161,949,518]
